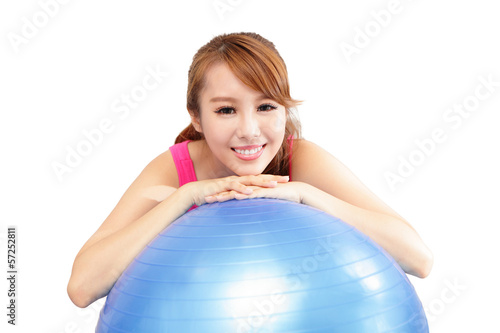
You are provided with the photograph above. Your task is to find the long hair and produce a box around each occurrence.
[175,32,302,176]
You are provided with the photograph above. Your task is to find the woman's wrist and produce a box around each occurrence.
[293,181,315,205]
[295,182,337,214]
[175,182,199,208]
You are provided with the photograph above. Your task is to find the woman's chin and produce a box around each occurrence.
[230,164,267,177]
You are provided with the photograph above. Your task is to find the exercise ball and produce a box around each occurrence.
[96,198,428,332]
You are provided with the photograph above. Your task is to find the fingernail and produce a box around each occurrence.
[281,176,289,181]
[244,188,253,194]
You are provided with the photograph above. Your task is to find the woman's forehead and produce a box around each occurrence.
[202,63,266,100]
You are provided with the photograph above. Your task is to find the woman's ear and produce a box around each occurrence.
[189,110,203,133]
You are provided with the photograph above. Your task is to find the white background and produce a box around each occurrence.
[1,0,499,332]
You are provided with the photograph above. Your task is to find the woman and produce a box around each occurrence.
[67,32,433,308]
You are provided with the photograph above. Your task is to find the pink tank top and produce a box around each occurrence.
[169,140,197,188]
[169,137,294,210]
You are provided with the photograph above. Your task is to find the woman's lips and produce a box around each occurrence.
[231,144,266,161]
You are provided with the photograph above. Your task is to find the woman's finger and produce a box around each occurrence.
[206,190,248,203]
[200,175,290,205]
[246,183,302,203]
[238,175,289,187]
[205,183,301,204]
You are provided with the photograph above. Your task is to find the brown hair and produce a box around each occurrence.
[175,32,302,176]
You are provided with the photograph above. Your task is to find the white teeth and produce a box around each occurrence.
[234,146,263,155]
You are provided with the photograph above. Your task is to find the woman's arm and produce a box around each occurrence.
[67,151,287,308]
[67,151,188,308]
[213,140,433,278]
[291,140,433,278]
[296,182,433,278]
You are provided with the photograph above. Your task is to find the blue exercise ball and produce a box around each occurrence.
[96,198,428,332]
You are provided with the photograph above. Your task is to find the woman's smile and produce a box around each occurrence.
[231,144,266,160]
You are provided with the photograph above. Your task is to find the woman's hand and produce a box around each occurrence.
[204,178,306,204]
[183,174,291,206]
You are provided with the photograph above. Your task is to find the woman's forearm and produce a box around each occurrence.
[299,182,433,278]
[67,186,193,308]
[68,174,289,308]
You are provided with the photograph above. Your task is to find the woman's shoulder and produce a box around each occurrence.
[290,139,340,180]
[291,138,325,157]
[141,148,179,188]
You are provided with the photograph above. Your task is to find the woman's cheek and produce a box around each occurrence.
[264,112,286,133]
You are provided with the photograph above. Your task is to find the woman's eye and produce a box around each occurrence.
[215,107,235,114]
[258,104,278,112]
[215,104,277,114]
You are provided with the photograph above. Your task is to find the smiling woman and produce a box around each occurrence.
[188,62,288,177]
[67,32,433,312]
[177,32,302,176]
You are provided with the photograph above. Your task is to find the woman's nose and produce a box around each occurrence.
[236,112,261,139]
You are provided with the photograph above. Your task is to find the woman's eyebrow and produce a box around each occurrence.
[209,95,269,103]
[209,96,237,103]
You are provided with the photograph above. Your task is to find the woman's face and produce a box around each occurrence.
[193,63,287,177]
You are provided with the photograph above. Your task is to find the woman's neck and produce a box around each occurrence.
[189,140,236,180]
